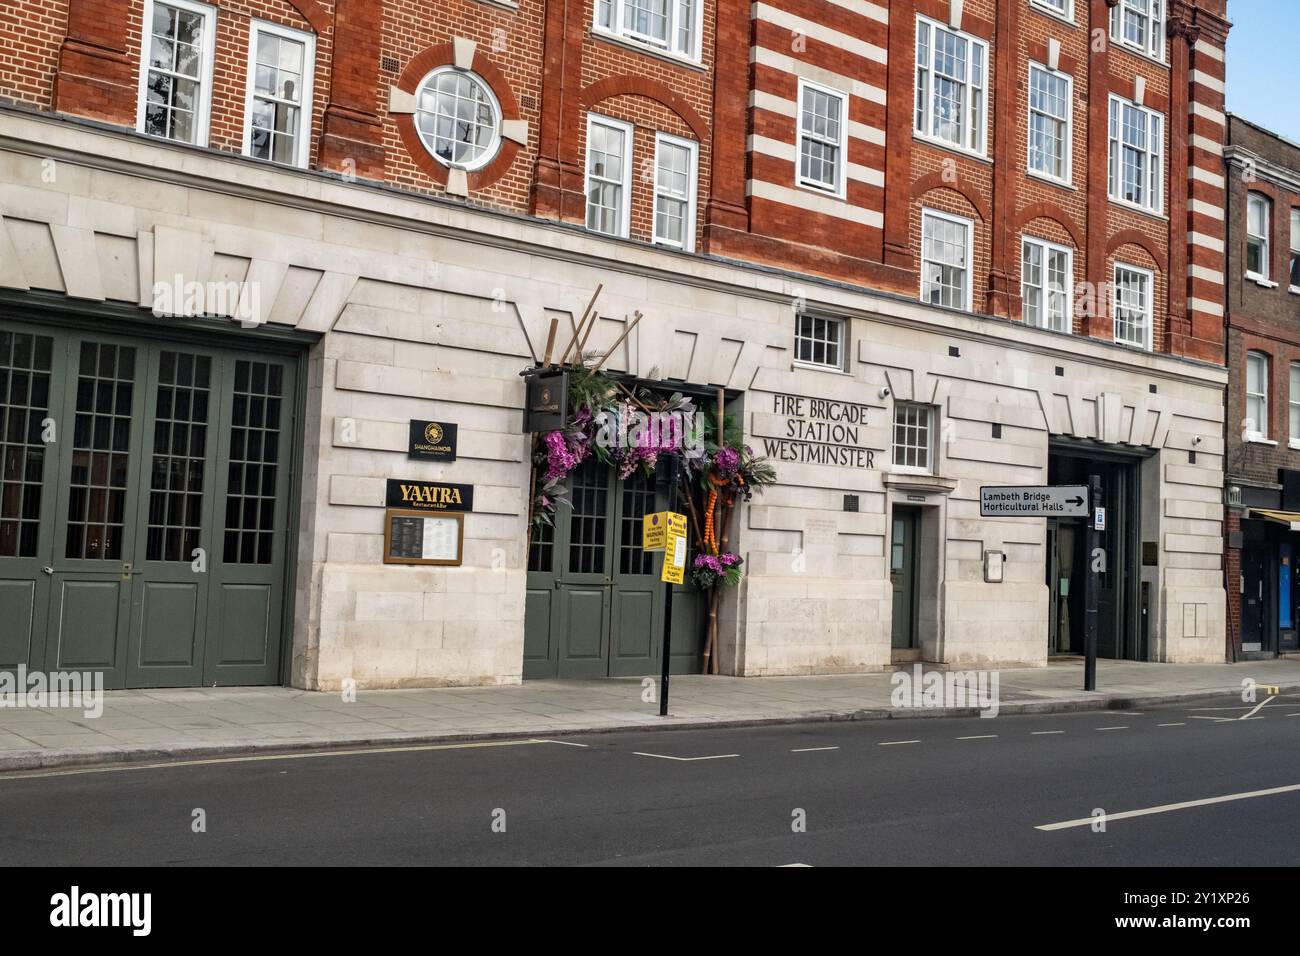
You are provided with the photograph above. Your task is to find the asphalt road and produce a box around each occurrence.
[2,693,1298,866]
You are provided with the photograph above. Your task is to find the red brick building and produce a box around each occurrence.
[5,0,1231,360]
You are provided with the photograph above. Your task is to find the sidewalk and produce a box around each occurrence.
[2,658,1298,772]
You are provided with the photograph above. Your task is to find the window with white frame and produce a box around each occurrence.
[653,133,697,251]
[1113,263,1153,350]
[797,80,847,196]
[1110,0,1165,61]
[594,0,702,60]
[1246,193,1271,280]
[794,313,845,370]
[892,403,935,472]
[1291,362,1300,443]
[1245,351,1268,440]
[921,209,973,311]
[1031,0,1073,20]
[1107,96,1164,214]
[1022,237,1073,333]
[915,15,988,156]
[244,21,315,167]
[138,0,216,146]
[585,115,632,238]
[415,67,502,171]
[1291,209,1300,290]
[1027,63,1071,183]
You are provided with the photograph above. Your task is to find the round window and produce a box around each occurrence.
[414,67,502,172]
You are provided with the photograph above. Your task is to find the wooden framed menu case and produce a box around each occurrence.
[383,509,465,566]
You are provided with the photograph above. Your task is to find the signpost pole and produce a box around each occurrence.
[659,453,681,717]
[1084,474,1101,692]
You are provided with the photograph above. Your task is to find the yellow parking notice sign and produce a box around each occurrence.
[661,530,687,584]
[643,511,687,552]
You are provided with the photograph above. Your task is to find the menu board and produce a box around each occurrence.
[383,509,464,565]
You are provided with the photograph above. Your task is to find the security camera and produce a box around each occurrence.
[879,386,892,399]
[1193,436,1203,445]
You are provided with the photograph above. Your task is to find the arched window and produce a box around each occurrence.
[414,67,502,172]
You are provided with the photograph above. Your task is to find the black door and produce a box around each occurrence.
[1240,523,1268,651]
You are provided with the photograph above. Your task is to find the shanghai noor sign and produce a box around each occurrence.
[761,393,877,468]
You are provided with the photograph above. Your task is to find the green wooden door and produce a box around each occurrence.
[0,328,57,673]
[523,457,704,679]
[0,318,296,688]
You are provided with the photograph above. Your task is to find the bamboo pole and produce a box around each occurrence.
[592,311,643,371]
[541,317,559,366]
[558,284,603,365]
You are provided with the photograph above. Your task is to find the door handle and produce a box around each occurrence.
[42,566,53,575]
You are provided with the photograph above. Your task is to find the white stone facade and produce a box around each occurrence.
[0,109,1228,688]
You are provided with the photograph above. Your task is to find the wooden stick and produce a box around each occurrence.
[559,284,602,365]
[593,310,643,371]
[541,317,559,366]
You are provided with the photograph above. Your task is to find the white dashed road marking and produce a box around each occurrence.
[791,747,839,753]
[1096,726,1128,731]
[1031,731,1065,735]
[1158,723,1187,727]
[956,735,997,740]
[878,740,920,746]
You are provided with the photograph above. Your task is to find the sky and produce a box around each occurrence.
[1224,0,1300,142]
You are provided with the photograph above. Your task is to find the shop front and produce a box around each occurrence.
[1236,473,1300,657]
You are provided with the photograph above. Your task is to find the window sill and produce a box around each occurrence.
[1107,195,1167,221]
[1289,286,1300,295]
[1026,169,1075,191]
[1247,275,1279,289]
[795,178,847,202]
[1289,439,1300,450]
[791,360,852,376]
[912,132,992,165]
[1109,37,1169,70]
[1247,436,1278,447]
[474,0,518,10]
[1028,2,1078,27]
[588,28,705,72]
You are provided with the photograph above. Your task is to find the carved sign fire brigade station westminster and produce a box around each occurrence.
[761,393,877,468]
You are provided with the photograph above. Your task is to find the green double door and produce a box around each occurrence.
[525,458,704,679]
[0,320,296,688]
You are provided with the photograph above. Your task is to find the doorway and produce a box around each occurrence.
[524,458,704,678]
[890,506,921,652]
[1046,444,1145,660]
[0,319,299,687]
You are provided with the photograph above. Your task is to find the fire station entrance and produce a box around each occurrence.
[0,315,301,688]
[524,458,705,678]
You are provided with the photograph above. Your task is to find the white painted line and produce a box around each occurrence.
[791,746,840,753]
[1096,726,1129,731]
[1113,712,1144,716]
[1036,783,1300,831]
[1188,716,1235,722]
[1240,697,1276,720]
[956,735,997,740]
[1289,713,1300,718]
[1158,723,1187,727]
[534,739,590,747]
[779,863,813,867]
[878,740,920,746]
[632,752,740,762]
[1031,731,1065,735]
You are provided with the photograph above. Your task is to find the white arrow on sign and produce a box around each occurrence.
[979,485,1090,518]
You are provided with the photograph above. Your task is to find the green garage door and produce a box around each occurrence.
[0,320,297,688]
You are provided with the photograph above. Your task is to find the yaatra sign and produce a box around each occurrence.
[385,479,474,512]
[761,393,877,468]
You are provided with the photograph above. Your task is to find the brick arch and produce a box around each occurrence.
[1106,230,1164,272]
[285,0,331,35]
[1014,203,1083,251]
[911,175,990,223]
[394,44,524,192]
[578,76,710,143]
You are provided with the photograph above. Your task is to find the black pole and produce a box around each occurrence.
[1084,474,1101,692]
[659,452,680,717]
